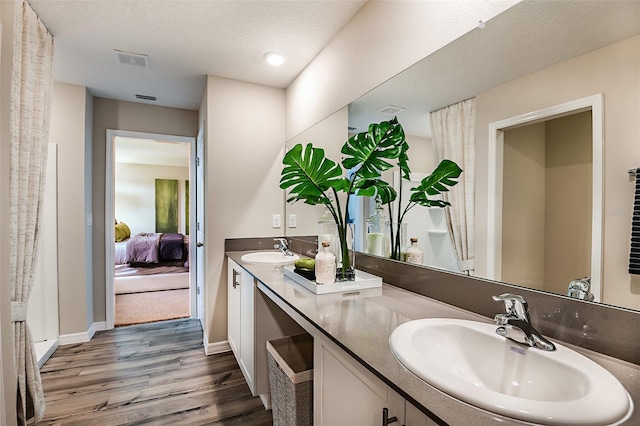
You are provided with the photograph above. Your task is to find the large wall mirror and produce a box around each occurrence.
[284,0,640,313]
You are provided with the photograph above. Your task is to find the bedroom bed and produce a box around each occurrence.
[114,232,190,295]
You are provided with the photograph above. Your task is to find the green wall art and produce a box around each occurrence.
[155,178,178,233]
[185,180,189,235]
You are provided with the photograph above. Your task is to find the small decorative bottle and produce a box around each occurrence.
[315,241,336,284]
[404,238,423,265]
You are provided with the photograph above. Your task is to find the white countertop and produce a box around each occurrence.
[227,251,640,425]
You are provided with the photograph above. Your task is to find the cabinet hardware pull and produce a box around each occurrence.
[233,270,240,288]
[382,407,398,425]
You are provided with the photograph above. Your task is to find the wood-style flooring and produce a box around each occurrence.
[33,319,273,425]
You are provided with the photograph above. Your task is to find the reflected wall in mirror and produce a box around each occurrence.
[285,0,640,312]
[485,97,602,302]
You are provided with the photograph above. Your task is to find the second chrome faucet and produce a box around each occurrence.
[492,293,556,351]
[273,238,294,256]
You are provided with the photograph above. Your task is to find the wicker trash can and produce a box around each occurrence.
[266,333,314,426]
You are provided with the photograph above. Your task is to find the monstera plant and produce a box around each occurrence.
[280,117,462,278]
[380,159,463,260]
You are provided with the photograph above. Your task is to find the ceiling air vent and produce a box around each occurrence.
[378,105,405,115]
[135,94,157,102]
[114,49,150,68]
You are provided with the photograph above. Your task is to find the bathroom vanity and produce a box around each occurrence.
[226,249,639,425]
[227,258,304,408]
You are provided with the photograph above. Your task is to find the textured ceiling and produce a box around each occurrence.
[348,0,640,138]
[29,0,367,110]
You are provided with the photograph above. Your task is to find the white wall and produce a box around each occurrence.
[286,0,520,140]
[476,34,640,310]
[115,163,190,235]
[28,145,60,343]
[203,76,285,345]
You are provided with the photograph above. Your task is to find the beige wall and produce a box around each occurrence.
[203,76,285,345]
[50,82,93,334]
[286,0,520,140]
[92,98,198,322]
[502,123,546,290]
[285,107,349,237]
[84,90,93,319]
[114,163,190,235]
[406,134,435,174]
[0,0,17,420]
[476,35,640,310]
[501,113,592,295]
[544,111,592,296]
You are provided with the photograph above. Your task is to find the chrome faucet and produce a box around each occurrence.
[492,293,556,351]
[273,238,293,256]
[567,277,594,301]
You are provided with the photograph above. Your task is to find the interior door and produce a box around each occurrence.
[195,127,205,325]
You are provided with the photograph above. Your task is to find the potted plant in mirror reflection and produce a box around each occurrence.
[279,117,462,279]
[381,158,463,261]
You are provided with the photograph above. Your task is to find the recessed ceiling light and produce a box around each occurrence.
[263,52,285,66]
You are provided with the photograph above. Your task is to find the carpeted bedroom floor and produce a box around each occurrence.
[115,289,190,326]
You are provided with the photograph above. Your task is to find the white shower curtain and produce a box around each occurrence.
[430,98,475,274]
[9,1,54,423]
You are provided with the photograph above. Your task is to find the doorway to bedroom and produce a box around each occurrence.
[106,131,198,328]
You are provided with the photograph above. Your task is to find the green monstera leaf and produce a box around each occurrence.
[280,143,347,205]
[341,117,406,181]
[409,159,463,207]
[351,178,397,202]
[398,138,411,181]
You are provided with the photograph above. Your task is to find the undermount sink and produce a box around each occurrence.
[240,251,299,265]
[390,318,632,425]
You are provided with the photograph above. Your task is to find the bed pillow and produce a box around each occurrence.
[115,221,131,242]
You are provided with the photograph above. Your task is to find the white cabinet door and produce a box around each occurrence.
[316,335,404,426]
[228,259,305,404]
[239,265,255,391]
[228,258,256,392]
[227,259,255,393]
[227,259,242,358]
[406,401,439,426]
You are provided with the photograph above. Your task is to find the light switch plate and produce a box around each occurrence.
[288,214,297,228]
[272,214,281,228]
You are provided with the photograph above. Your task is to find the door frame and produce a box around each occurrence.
[105,129,197,329]
[486,94,604,301]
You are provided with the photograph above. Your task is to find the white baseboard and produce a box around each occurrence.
[259,393,271,410]
[59,321,107,345]
[35,339,59,368]
[205,339,231,355]
[89,321,108,338]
